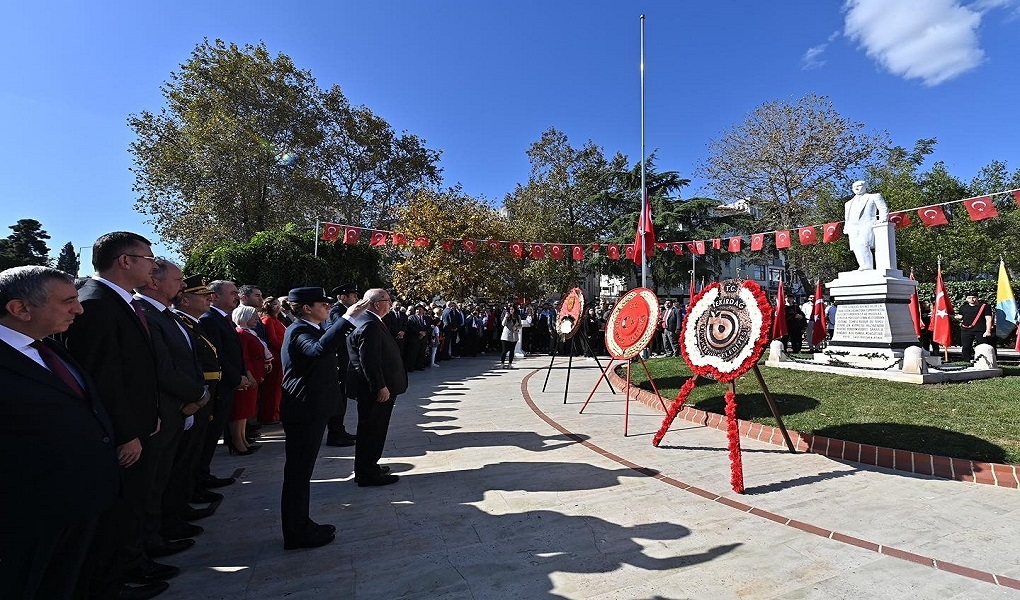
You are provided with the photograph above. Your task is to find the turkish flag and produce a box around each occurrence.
[889,212,912,229]
[655,242,668,251]
[342,227,360,245]
[822,222,842,243]
[930,267,954,348]
[607,244,620,259]
[487,239,501,251]
[964,196,998,221]
[728,237,742,252]
[711,238,722,250]
[440,239,454,252]
[908,270,922,338]
[775,230,791,249]
[671,242,684,255]
[624,244,635,260]
[590,243,600,251]
[413,236,430,247]
[572,245,584,260]
[750,233,765,251]
[772,279,788,340]
[917,206,949,227]
[391,232,407,245]
[632,194,656,265]
[550,244,563,259]
[695,240,706,255]
[530,243,545,259]
[510,242,524,257]
[369,231,388,246]
[1013,190,1020,204]
[320,223,341,242]
[811,281,827,346]
[462,239,478,253]
[798,226,817,245]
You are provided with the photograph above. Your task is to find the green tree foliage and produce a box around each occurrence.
[0,219,50,270]
[129,39,441,254]
[55,241,80,276]
[184,224,385,295]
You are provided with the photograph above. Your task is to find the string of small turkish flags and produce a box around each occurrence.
[319,188,1020,259]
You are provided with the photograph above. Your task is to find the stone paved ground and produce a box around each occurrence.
[160,354,1020,599]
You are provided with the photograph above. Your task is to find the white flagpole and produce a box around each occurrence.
[314,219,320,258]
[639,14,648,289]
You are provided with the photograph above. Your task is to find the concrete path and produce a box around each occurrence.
[160,354,1020,599]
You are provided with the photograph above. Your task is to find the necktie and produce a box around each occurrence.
[130,299,151,337]
[31,340,85,398]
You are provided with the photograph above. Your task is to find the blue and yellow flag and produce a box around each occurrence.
[995,259,1018,338]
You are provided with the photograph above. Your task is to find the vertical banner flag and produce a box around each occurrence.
[632,193,656,265]
[930,266,954,348]
[908,269,922,338]
[963,196,998,221]
[728,237,742,252]
[772,278,788,340]
[822,222,842,243]
[320,223,341,242]
[343,227,361,245]
[995,259,1018,338]
[917,206,949,227]
[775,231,791,249]
[751,233,765,251]
[798,226,817,245]
[811,280,827,346]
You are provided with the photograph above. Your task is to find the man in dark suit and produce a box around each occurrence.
[348,288,408,487]
[324,283,359,447]
[0,266,120,600]
[404,304,430,371]
[133,259,210,555]
[63,231,172,600]
[197,280,245,489]
[279,287,366,549]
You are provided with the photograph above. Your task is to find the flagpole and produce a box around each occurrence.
[314,219,320,258]
[639,14,648,289]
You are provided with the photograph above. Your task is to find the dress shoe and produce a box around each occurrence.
[352,465,392,483]
[162,521,203,540]
[201,475,235,488]
[190,489,223,503]
[181,504,216,521]
[227,444,258,456]
[325,436,355,447]
[145,537,194,558]
[283,528,335,550]
[123,560,180,584]
[357,473,399,487]
[109,581,170,600]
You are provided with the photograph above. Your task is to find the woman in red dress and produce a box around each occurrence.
[258,296,286,425]
[229,305,271,455]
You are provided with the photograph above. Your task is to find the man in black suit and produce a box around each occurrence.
[197,280,246,489]
[63,231,172,600]
[0,266,120,600]
[279,287,366,549]
[324,283,359,447]
[348,288,408,487]
[404,304,430,371]
[133,259,211,555]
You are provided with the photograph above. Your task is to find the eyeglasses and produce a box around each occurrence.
[123,253,156,262]
[373,298,392,304]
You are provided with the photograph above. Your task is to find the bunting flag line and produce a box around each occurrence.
[320,223,341,242]
[775,230,791,249]
[798,226,817,246]
[440,239,454,252]
[711,238,722,250]
[590,243,601,251]
[624,244,635,260]
[487,239,501,250]
[695,240,706,255]
[510,242,524,257]
[728,236,742,252]
[822,222,841,243]
[671,242,684,255]
[607,244,620,260]
[369,231,387,246]
[530,243,545,259]
[964,196,998,221]
[917,206,949,227]
[343,226,360,245]
[995,259,1018,339]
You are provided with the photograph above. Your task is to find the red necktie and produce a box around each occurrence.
[131,299,151,337]
[31,340,86,398]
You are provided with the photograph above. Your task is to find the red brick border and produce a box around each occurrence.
[608,369,1020,490]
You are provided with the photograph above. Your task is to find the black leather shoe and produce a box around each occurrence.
[145,537,194,558]
[181,504,216,521]
[325,436,355,447]
[123,560,180,584]
[357,473,399,487]
[283,527,335,550]
[201,475,235,488]
[162,521,203,540]
[190,489,223,504]
[378,465,392,475]
[110,581,170,600]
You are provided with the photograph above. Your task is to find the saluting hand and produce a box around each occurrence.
[346,298,372,319]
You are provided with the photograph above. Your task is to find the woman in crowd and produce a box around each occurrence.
[582,306,602,356]
[230,305,270,455]
[500,303,522,368]
[259,296,286,425]
[429,306,442,367]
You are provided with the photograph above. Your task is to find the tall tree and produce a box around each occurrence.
[0,219,50,270]
[55,241,80,276]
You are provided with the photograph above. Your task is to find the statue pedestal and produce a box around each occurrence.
[821,269,918,368]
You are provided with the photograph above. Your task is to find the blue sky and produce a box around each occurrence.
[1,0,1017,266]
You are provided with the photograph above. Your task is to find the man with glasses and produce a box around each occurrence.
[64,231,171,600]
[348,289,407,487]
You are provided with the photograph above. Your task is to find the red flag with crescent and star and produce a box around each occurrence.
[775,230,791,249]
[550,244,564,259]
[632,193,656,265]
[413,236,430,247]
[572,245,585,260]
[798,226,817,245]
[590,243,600,252]
[320,223,341,242]
[930,266,954,348]
[811,280,827,346]
[440,239,454,252]
[391,232,407,245]
[369,231,388,246]
[624,244,635,260]
[964,196,998,221]
[750,233,765,251]
[772,278,788,340]
[487,239,501,251]
[343,227,360,245]
[607,244,620,260]
[462,239,478,253]
[728,236,742,252]
[530,243,545,259]
[822,222,842,243]
[711,238,722,250]
[888,212,912,229]
[670,242,683,255]
[510,242,524,257]
[917,206,949,227]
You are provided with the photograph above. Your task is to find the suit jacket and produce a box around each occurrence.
[664,308,680,332]
[201,307,244,390]
[0,337,119,530]
[281,317,356,423]
[136,297,204,435]
[64,279,159,445]
[348,314,408,400]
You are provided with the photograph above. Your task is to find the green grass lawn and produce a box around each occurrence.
[625,359,1020,465]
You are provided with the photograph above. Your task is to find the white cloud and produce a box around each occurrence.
[801,31,841,70]
[842,0,1010,85]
